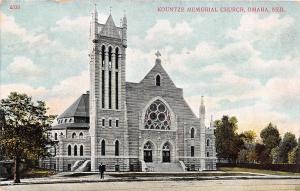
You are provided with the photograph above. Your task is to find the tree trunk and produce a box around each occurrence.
[13,156,21,183]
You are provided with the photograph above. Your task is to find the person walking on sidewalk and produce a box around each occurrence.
[99,163,105,179]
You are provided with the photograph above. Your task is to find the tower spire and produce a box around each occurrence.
[200,96,206,123]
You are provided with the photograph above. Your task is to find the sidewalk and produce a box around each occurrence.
[1,171,300,186]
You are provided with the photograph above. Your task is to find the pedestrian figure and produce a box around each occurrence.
[99,163,105,179]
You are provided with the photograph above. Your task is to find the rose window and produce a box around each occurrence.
[144,99,171,130]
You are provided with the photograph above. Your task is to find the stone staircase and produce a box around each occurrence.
[71,160,84,171]
[145,162,184,172]
[75,160,91,172]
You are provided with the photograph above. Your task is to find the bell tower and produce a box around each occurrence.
[89,5,129,171]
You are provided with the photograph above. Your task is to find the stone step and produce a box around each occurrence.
[145,162,183,172]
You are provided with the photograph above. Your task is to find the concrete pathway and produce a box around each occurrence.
[1,171,300,186]
[1,179,300,191]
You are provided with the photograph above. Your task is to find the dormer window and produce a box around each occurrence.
[155,74,161,86]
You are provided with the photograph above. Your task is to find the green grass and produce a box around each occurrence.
[218,167,300,176]
[22,168,56,178]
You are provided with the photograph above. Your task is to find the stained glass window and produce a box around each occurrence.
[144,99,171,130]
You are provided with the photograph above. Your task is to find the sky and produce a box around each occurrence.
[0,0,299,138]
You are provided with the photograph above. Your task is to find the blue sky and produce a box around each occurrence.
[1,0,299,138]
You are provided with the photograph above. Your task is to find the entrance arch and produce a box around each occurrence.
[143,141,153,162]
[162,142,171,162]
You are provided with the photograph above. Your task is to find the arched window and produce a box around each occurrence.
[101,45,105,67]
[115,47,119,69]
[54,133,58,140]
[72,132,76,139]
[79,132,83,139]
[74,145,77,156]
[155,75,161,86]
[54,146,56,156]
[191,146,195,157]
[206,139,210,146]
[80,145,83,156]
[144,99,171,130]
[206,152,209,157]
[108,46,112,66]
[191,128,195,138]
[101,140,106,156]
[115,140,119,156]
[60,132,63,136]
[68,145,71,156]
[69,118,72,123]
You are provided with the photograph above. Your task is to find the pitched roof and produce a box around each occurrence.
[100,14,120,39]
[140,58,177,89]
[58,93,89,118]
[51,123,89,130]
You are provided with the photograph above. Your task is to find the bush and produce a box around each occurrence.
[217,163,300,173]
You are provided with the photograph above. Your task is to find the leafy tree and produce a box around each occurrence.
[246,147,257,163]
[255,143,271,164]
[240,130,257,144]
[279,132,297,163]
[215,115,244,163]
[288,147,298,164]
[270,146,280,164]
[237,149,248,163]
[0,92,55,183]
[260,123,281,151]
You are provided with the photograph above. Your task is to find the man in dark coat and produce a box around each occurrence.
[98,163,105,179]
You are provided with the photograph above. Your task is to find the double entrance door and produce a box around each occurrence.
[144,150,171,162]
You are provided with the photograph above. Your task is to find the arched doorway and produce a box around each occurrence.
[143,142,153,162]
[162,142,171,162]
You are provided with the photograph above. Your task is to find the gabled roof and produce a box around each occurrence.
[58,93,89,119]
[140,58,177,89]
[51,123,89,130]
[100,14,121,39]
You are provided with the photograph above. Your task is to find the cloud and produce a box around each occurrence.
[227,14,294,43]
[51,14,108,33]
[6,56,45,79]
[0,71,89,115]
[131,19,194,49]
[0,12,52,49]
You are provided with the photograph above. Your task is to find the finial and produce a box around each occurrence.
[110,6,112,14]
[201,96,204,104]
[155,50,161,58]
[94,3,97,12]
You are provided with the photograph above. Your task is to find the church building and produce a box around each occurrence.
[41,6,216,172]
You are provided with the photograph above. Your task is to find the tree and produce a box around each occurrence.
[240,130,257,144]
[215,115,244,163]
[278,132,297,163]
[270,146,280,164]
[288,147,298,164]
[260,123,281,151]
[0,92,55,183]
[255,143,271,164]
[246,147,257,163]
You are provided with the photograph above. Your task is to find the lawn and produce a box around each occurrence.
[218,167,300,176]
[22,168,57,178]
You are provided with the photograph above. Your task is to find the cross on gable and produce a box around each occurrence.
[155,50,161,58]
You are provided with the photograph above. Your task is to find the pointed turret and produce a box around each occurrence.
[122,13,127,47]
[90,4,98,42]
[199,96,206,124]
[210,115,215,129]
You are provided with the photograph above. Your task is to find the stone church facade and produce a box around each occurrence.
[41,7,216,172]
